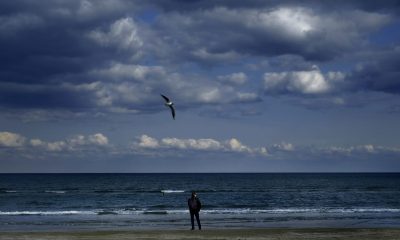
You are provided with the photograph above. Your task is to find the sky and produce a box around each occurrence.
[1,0,400,173]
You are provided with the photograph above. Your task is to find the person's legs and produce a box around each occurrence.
[194,211,201,230]
[190,211,195,230]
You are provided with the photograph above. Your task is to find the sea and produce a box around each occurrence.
[0,173,399,231]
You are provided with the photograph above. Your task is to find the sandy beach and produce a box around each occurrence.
[1,228,400,240]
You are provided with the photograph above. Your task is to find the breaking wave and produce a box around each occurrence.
[1,208,400,216]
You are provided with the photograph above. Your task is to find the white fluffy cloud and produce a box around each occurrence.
[162,137,222,150]
[46,141,67,152]
[2,131,400,162]
[325,144,400,155]
[59,133,109,151]
[0,132,110,152]
[263,66,345,95]
[272,142,295,152]
[137,135,159,148]
[0,132,26,147]
[88,133,109,146]
[135,134,267,156]
[134,134,400,160]
[226,138,252,153]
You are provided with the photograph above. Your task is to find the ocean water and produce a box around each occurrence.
[0,173,399,231]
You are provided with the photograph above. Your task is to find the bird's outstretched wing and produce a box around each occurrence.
[161,94,170,103]
[169,105,175,119]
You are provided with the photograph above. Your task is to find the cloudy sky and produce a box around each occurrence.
[1,0,400,172]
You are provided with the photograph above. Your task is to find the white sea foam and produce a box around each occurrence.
[161,190,185,194]
[203,208,400,215]
[0,211,96,216]
[1,208,399,216]
[330,208,400,213]
[166,210,188,214]
[45,190,66,194]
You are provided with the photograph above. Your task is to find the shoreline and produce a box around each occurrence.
[1,228,400,240]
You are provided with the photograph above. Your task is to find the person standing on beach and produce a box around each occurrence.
[188,191,202,230]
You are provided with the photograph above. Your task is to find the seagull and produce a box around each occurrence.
[161,94,175,119]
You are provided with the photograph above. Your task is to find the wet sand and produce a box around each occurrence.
[1,228,400,240]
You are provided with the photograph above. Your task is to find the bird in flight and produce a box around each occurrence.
[161,94,175,119]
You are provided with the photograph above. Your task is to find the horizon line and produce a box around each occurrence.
[1,172,399,174]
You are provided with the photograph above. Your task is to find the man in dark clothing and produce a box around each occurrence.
[188,191,201,230]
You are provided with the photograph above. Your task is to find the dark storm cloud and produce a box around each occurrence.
[0,0,261,114]
[261,50,400,108]
[0,1,147,112]
[0,0,398,115]
[346,48,400,94]
[149,1,391,64]
[0,82,97,109]
[0,0,139,85]
[149,0,400,13]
